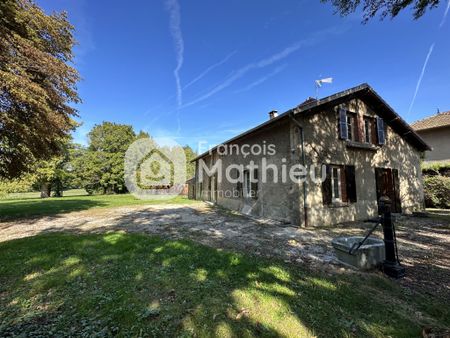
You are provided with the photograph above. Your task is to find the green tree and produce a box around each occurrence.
[34,156,66,198]
[322,0,443,21]
[0,174,35,198]
[0,0,80,179]
[88,122,136,153]
[64,143,88,189]
[69,123,196,195]
[33,139,73,198]
[77,122,137,194]
[183,146,197,179]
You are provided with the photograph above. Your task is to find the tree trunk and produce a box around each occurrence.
[40,182,51,198]
[53,178,63,197]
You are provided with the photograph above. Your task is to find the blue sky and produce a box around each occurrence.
[38,0,450,152]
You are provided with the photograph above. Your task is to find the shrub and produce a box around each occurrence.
[423,175,450,209]
[0,175,35,195]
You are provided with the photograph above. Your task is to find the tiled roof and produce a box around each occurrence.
[411,111,450,131]
[193,84,431,161]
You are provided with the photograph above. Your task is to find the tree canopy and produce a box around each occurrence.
[73,122,138,194]
[322,0,442,21]
[0,0,80,179]
[0,121,197,197]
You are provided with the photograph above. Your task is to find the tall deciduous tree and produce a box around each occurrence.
[322,0,443,21]
[183,146,197,179]
[0,0,80,179]
[76,122,137,194]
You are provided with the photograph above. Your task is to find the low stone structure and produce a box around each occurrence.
[332,236,385,270]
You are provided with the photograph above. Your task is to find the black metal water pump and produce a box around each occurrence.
[348,196,405,278]
[379,196,405,279]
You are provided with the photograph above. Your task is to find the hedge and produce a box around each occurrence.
[422,162,450,177]
[423,175,450,209]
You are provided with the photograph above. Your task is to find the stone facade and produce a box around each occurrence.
[192,92,426,227]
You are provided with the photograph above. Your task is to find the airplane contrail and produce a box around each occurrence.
[408,43,435,114]
[235,64,287,93]
[440,0,450,27]
[181,42,303,108]
[165,0,184,108]
[183,51,237,90]
[181,25,349,108]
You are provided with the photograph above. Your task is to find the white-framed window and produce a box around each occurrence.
[364,118,371,143]
[243,169,251,198]
[331,166,341,202]
[243,168,258,199]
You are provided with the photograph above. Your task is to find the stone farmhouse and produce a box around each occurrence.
[191,84,430,226]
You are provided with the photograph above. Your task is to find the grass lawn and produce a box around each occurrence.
[2,189,89,200]
[426,208,450,223]
[0,193,196,219]
[0,233,448,337]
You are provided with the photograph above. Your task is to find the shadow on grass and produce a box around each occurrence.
[0,198,109,221]
[0,233,448,337]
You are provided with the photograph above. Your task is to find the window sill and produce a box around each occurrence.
[326,201,352,208]
[345,140,378,151]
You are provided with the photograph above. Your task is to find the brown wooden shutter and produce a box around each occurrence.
[376,117,385,144]
[392,169,401,213]
[354,116,363,142]
[371,119,377,144]
[322,165,332,205]
[374,168,383,214]
[340,167,348,202]
[338,109,348,140]
[345,165,357,203]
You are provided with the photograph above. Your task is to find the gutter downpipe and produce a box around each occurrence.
[289,112,308,227]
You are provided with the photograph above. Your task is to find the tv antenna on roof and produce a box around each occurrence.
[315,77,333,98]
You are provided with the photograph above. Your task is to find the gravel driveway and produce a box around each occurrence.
[1,202,449,298]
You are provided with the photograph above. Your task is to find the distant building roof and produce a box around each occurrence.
[411,111,450,131]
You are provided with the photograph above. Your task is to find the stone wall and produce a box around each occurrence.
[194,119,301,224]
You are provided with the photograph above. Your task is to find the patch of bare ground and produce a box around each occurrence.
[1,202,448,299]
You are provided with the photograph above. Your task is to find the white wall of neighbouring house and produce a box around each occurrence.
[417,127,450,163]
